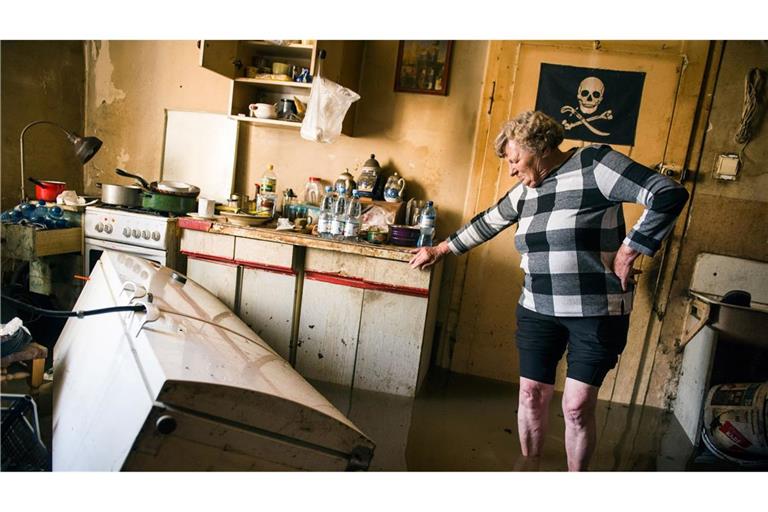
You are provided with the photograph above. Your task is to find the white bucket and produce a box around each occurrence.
[702,382,768,464]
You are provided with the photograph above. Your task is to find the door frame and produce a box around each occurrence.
[441,40,716,405]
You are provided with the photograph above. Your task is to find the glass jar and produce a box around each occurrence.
[303,177,321,206]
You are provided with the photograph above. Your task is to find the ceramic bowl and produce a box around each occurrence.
[389,225,420,246]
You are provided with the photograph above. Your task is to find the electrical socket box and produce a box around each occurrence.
[713,153,740,181]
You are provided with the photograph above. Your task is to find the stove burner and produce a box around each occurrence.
[96,203,176,217]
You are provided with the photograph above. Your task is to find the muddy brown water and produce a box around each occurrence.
[310,370,694,471]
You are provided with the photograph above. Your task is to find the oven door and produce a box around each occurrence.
[84,238,167,276]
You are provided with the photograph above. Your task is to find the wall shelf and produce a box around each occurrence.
[234,77,312,89]
[229,114,302,130]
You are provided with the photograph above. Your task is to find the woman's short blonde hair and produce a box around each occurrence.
[494,111,564,158]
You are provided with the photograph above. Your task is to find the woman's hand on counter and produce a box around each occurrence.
[409,241,450,270]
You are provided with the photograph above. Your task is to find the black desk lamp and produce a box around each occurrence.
[20,120,103,201]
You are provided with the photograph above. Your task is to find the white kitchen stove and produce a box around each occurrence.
[84,205,183,274]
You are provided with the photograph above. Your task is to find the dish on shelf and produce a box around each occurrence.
[187,212,224,221]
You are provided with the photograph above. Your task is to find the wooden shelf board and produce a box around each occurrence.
[229,115,302,129]
[244,41,314,50]
[234,78,312,89]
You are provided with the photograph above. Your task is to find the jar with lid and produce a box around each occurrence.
[303,177,321,206]
[356,154,384,199]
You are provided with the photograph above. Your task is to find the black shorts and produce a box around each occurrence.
[515,303,630,387]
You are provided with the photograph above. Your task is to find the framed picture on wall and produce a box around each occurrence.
[394,41,453,96]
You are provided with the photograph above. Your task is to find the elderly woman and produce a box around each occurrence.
[410,110,689,470]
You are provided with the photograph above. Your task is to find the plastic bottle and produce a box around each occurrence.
[416,200,436,247]
[343,190,362,241]
[31,201,49,225]
[317,185,334,238]
[303,177,321,206]
[330,186,347,240]
[261,164,277,193]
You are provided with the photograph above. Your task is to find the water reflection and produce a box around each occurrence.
[311,370,693,471]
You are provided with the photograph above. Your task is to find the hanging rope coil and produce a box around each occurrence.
[734,67,767,145]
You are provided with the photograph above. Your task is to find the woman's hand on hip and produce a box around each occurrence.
[409,241,449,270]
[613,244,642,291]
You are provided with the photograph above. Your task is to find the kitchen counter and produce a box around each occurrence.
[177,216,441,397]
[178,217,417,263]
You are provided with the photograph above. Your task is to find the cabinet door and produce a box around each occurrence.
[199,40,240,79]
[239,268,295,361]
[186,257,239,312]
[297,278,363,387]
[354,290,429,396]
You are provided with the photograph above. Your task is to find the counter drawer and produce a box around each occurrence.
[181,230,235,260]
[234,237,293,270]
[304,247,429,290]
[2,224,82,260]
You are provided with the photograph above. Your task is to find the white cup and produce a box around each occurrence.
[198,197,215,218]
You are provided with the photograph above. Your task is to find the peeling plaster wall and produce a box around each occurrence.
[647,41,768,409]
[84,40,488,360]
[1,41,85,210]
[83,40,232,190]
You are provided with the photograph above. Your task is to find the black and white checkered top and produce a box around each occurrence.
[446,145,689,317]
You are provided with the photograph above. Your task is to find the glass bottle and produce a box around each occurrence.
[303,177,321,206]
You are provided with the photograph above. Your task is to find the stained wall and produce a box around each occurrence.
[1,41,85,210]
[646,40,768,409]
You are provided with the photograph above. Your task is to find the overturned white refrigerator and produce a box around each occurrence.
[53,251,374,470]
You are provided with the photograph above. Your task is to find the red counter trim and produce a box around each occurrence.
[181,251,237,266]
[235,259,295,276]
[304,271,428,298]
[178,217,213,231]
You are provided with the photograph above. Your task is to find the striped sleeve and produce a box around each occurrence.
[446,185,522,255]
[593,146,689,256]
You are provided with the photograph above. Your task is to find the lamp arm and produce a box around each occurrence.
[19,120,76,202]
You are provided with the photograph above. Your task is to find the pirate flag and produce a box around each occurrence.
[535,63,646,146]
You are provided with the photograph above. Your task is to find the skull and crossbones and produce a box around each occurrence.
[560,76,613,136]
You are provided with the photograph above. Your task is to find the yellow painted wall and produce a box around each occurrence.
[82,39,489,347]
[645,40,768,409]
[1,41,85,210]
[82,40,231,190]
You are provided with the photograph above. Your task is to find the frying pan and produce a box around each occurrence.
[115,168,200,197]
[115,168,200,214]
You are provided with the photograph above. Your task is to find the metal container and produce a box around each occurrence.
[141,191,197,215]
[28,178,66,202]
[334,170,356,196]
[98,183,143,208]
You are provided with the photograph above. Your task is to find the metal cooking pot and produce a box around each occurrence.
[141,191,198,215]
[115,168,200,214]
[97,182,143,207]
[28,177,66,202]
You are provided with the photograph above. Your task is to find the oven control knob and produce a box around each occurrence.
[104,224,113,234]
[132,229,140,238]
[123,227,131,238]
[95,222,104,233]
[141,230,150,240]
[151,231,161,241]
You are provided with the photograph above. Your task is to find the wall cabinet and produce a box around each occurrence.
[179,226,441,397]
[199,40,363,135]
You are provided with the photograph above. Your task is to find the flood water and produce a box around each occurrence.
[310,370,694,471]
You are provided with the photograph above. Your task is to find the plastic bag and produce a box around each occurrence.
[300,76,360,143]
